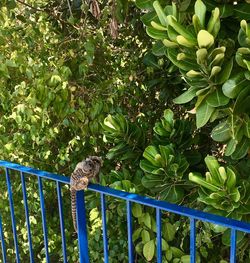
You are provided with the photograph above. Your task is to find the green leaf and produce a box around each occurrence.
[170,246,185,257]
[143,52,161,69]
[144,213,151,228]
[164,222,176,242]
[133,228,142,242]
[146,27,169,40]
[168,48,200,71]
[211,121,231,142]
[143,146,161,166]
[234,4,250,20]
[153,1,168,26]
[135,0,154,10]
[233,87,250,114]
[143,240,155,261]
[222,229,245,246]
[196,102,214,128]
[206,89,229,107]
[231,137,250,160]
[132,203,143,218]
[141,229,150,243]
[216,58,234,84]
[141,174,163,188]
[222,73,249,99]
[225,138,238,156]
[195,0,206,28]
[189,172,221,192]
[152,41,166,56]
[173,86,200,104]
[160,185,184,203]
[141,11,159,26]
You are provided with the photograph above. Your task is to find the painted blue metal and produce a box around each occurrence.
[76,190,90,263]
[190,218,196,263]
[230,229,237,263]
[156,208,162,263]
[20,172,34,263]
[5,168,20,263]
[1,160,250,263]
[0,215,7,263]
[101,193,109,263]
[38,177,50,263]
[88,184,250,234]
[56,181,68,263]
[126,200,134,263]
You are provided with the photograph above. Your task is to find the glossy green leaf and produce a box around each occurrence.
[211,121,231,142]
[196,102,214,128]
[206,89,229,107]
[135,0,154,10]
[143,240,155,261]
[231,137,250,160]
[195,0,206,28]
[173,86,200,104]
[132,203,143,218]
[141,229,150,243]
[146,27,169,40]
[222,73,249,99]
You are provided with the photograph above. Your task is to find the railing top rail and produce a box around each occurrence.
[1,160,250,234]
[0,160,69,184]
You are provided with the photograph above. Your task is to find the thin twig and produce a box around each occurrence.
[66,0,73,17]
[16,0,47,12]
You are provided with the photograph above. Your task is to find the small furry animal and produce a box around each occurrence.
[70,156,102,232]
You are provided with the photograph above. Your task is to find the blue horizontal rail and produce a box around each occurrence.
[1,160,250,263]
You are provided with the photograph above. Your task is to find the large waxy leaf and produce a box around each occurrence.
[132,203,143,218]
[146,27,169,40]
[189,172,221,192]
[222,73,249,99]
[152,41,167,56]
[195,0,206,28]
[141,11,159,26]
[135,0,154,10]
[206,89,229,107]
[196,102,214,128]
[231,137,250,160]
[163,222,176,242]
[234,3,250,20]
[143,240,155,261]
[225,138,238,156]
[173,86,200,104]
[141,174,163,188]
[167,48,200,71]
[216,58,234,84]
[160,185,184,203]
[143,145,161,166]
[233,86,250,114]
[211,121,231,142]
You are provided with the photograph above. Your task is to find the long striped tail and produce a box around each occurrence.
[71,189,77,232]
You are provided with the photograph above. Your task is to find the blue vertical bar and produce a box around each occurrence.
[5,168,20,263]
[21,172,34,263]
[101,193,109,263]
[156,208,162,263]
[190,218,196,263]
[0,215,7,263]
[38,177,50,263]
[230,229,237,263]
[56,182,67,263]
[76,190,90,263]
[126,201,134,263]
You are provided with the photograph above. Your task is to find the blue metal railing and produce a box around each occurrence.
[0,160,250,263]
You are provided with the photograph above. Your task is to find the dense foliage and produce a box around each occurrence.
[0,0,250,262]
